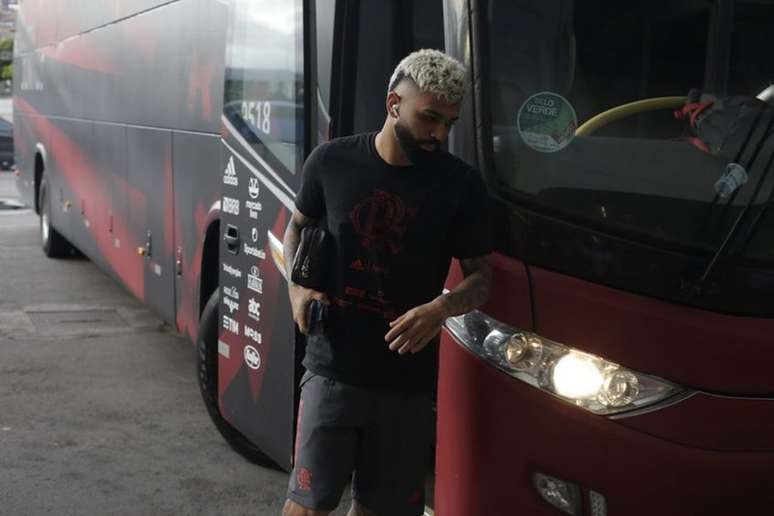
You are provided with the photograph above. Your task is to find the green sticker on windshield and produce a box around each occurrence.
[517,92,577,153]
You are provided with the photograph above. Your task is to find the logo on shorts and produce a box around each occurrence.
[297,467,312,491]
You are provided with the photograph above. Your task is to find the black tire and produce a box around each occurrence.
[197,289,279,468]
[39,178,72,258]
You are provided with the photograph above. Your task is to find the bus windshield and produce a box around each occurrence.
[483,0,774,268]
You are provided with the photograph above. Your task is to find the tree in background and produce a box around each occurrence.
[0,38,11,94]
[0,37,12,59]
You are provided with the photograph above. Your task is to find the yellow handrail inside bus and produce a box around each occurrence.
[575,96,687,136]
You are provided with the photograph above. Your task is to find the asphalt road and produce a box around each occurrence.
[0,172,354,515]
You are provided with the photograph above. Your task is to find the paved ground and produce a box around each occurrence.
[0,172,356,515]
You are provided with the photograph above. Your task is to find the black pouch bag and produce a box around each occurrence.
[291,226,332,292]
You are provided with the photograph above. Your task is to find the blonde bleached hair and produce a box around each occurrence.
[388,49,467,105]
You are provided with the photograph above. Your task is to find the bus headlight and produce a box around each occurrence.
[552,352,605,399]
[445,311,688,416]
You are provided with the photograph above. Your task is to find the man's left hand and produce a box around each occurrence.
[385,298,449,355]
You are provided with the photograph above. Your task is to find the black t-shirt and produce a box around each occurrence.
[295,132,492,391]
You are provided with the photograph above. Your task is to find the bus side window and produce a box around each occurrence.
[223,0,305,178]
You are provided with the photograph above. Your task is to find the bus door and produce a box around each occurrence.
[217,0,307,471]
[126,128,177,324]
[214,0,450,470]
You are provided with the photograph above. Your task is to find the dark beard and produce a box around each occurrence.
[394,120,441,166]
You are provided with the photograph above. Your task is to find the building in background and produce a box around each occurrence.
[0,0,15,42]
[0,0,14,99]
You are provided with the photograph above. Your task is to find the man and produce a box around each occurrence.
[282,49,492,516]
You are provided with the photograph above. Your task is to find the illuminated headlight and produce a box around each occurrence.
[552,352,605,399]
[445,311,688,416]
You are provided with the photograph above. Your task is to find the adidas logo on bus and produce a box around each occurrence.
[223,156,238,186]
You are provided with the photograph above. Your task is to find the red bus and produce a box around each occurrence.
[14,0,774,514]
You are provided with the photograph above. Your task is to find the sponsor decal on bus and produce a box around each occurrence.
[243,344,261,370]
[223,285,240,300]
[244,325,262,345]
[249,177,260,199]
[248,298,261,322]
[223,156,238,186]
[247,265,263,294]
[223,263,242,279]
[223,297,239,314]
[246,199,262,219]
[223,196,240,216]
[222,314,239,336]
[243,243,266,259]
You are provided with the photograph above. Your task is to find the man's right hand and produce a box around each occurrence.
[288,283,329,335]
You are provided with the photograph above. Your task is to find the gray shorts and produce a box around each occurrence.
[287,370,433,515]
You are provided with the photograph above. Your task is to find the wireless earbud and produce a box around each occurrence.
[391,104,399,117]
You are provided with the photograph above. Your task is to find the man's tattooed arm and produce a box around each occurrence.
[282,209,317,282]
[385,254,492,354]
[436,254,492,317]
[283,209,329,335]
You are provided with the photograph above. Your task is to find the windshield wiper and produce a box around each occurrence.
[697,102,766,244]
[696,106,774,287]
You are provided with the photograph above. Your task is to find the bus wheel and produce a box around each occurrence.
[39,178,71,258]
[197,289,278,468]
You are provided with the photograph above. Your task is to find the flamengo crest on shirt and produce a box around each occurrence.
[223,156,238,186]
